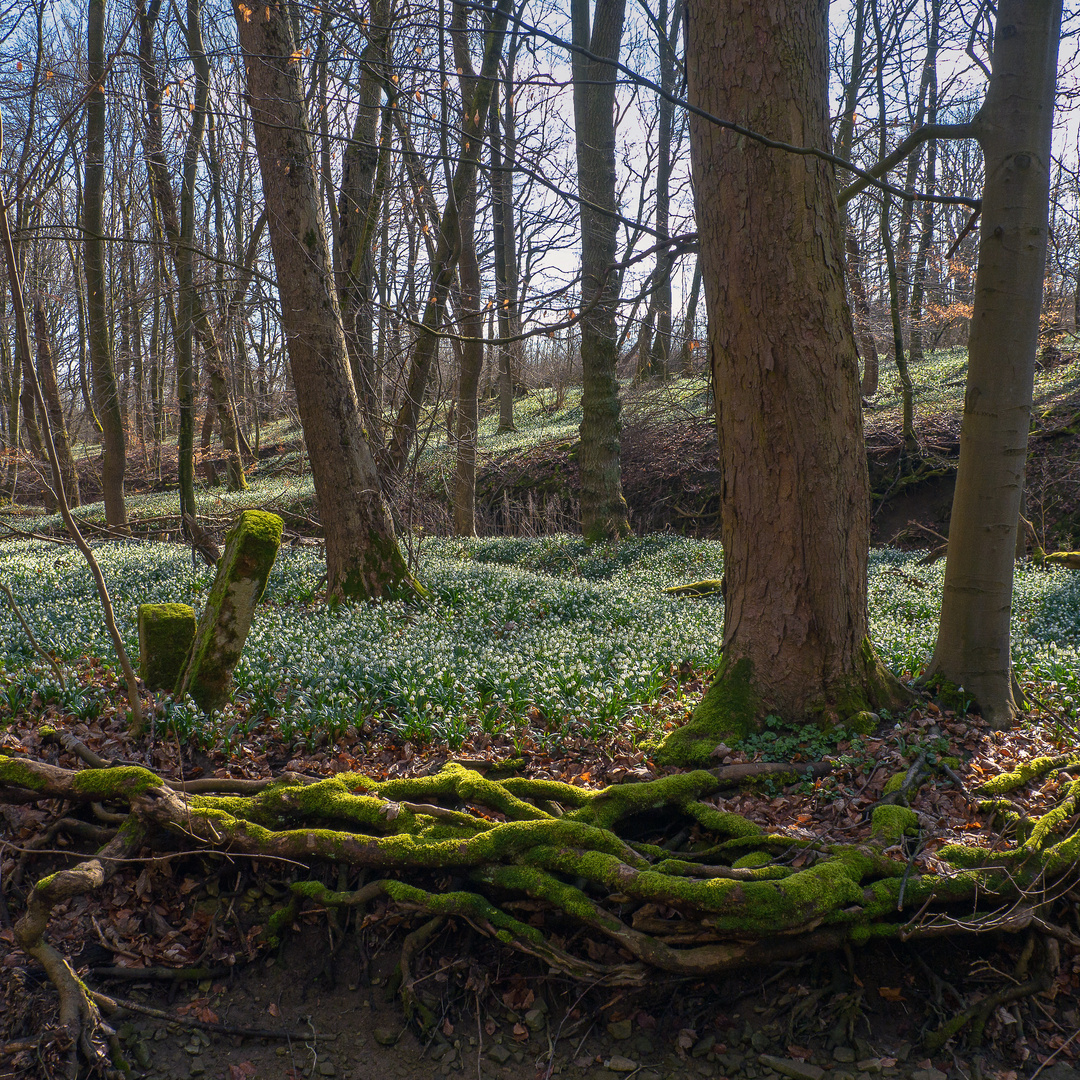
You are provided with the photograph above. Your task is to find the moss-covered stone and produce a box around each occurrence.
[177,510,283,711]
[870,804,919,842]
[138,603,196,692]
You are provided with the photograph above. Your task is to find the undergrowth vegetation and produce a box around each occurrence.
[2,534,1080,753]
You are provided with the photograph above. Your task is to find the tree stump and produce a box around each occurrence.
[138,603,197,691]
[176,510,283,711]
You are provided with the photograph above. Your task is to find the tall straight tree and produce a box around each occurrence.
[571,0,630,541]
[86,0,127,528]
[926,0,1062,727]
[233,0,416,600]
[660,0,903,765]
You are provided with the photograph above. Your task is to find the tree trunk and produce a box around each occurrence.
[33,298,80,508]
[137,0,247,504]
[451,2,485,538]
[659,0,903,767]
[908,74,939,366]
[233,0,417,601]
[572,0,629,542]
[86,0,127,528]
[834,0,879,400]
[337,0,390,423]
[489,73,519,433]
[678,257,702,376]
[385,0,511,474]
[926,0,1062,728]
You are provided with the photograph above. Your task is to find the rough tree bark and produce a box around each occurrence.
[659,0,904,767]
[572,0,630,542]
[926,0,1062,728]
[86,0,127,528]
[233,0,417,601]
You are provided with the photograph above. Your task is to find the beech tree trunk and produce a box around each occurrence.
[337,0,389,421]
[451,3,485,538]
[234,0,416,601]
[33,298,79,508]
[926,0,1062,728]
[660,0,902,766]
[86,0,127,528]
[572,0,630,542]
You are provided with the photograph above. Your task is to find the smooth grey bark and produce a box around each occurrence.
[385,0,511,474]
[572,0,630,541]
[337,0,390,420]
[33,297,80,508]
[835,0,879,399]
[451,1,485,537]
[926,0,1062,728]
[233,0,416,600]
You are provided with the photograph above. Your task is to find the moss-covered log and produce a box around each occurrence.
[3,749,1079,1068]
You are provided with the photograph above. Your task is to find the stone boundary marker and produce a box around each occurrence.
[176,509,283,712]
[137,603,197,692]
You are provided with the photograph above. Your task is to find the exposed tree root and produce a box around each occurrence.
[4,750,1080,1067]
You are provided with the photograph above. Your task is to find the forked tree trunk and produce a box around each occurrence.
[572,0,630,542]
[234,0,416,601]
[926,0,1062,728]
[660,0,903,766]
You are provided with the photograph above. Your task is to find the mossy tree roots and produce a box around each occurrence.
[3,753,1078,1070]
[658,643,911,768]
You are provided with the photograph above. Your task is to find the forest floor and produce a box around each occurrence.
[4,354,1080,1079]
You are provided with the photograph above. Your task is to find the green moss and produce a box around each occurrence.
[975,753,1080,796]
[663,580,724,598]
[846,710,879,735]
[38,725,56,738]
[883,773,907,796]
[870,804,919,842]
[138,603,196,692]
[71,765,161,799]
[682,800,764,838]
[564,771,721,830]
[731,851,771,869]
[656,656,760,767]
[177,511,283,711]
[1024,779,1080,851]
[0,754,49,792]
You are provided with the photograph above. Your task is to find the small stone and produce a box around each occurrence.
[692,1035,716,1058]
[606,1057,639,1073]
[607,1019,633,1041]
[633,1035,655,1055]
[758,1055,825,1080]
[855,1061,881,1074]
[524,1007,546,1032]
[183,1043,202,1055]
[487,1044,512,1065]
[373,1025,400,1047]
[911,1071,947,1080]
[833,1049,856,1063]
[318,1064,337,1077]
[751,1032,770,1052]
